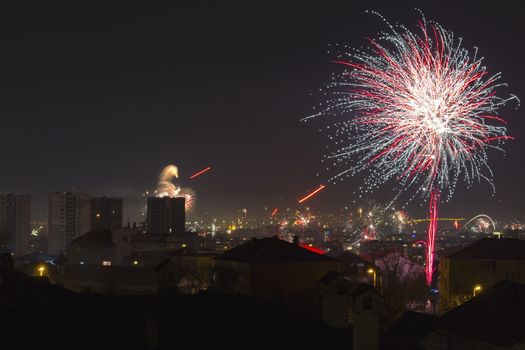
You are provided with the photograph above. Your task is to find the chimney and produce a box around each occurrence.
[293,235,299,246]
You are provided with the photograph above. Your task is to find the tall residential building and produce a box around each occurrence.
[48,192,91,255]
[0,194,31,256]
[90,197,123,230]
[146,196,185,234]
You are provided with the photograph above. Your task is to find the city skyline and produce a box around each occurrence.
[1,1,524,221]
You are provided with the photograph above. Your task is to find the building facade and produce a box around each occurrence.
[438,238,525,312]
[146,197,185,234]
[48,192,91,255]
[0,194,31,256]
[90,197,123,230]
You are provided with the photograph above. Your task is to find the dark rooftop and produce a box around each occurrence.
[1,271,352,348]
[436,280,525,347]
[444,238,525,259]
[327,250,371,265]
[386,311,435,340]
[319,270,342,284]
[214,237,339,264]
[71,229,114,247]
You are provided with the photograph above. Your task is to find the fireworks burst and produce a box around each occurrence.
[308,11,517,284]
[155,164,196,212]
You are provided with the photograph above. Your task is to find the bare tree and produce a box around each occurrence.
[376,250,428,321]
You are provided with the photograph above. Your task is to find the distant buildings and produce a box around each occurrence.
[48,192,91,255]
[438,237,525,311]
[146,196,185,234]
[48,193,124,255]
[90,196,123,230]
[0,194,31,256]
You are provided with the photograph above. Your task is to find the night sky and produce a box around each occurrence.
[1,1,524,222]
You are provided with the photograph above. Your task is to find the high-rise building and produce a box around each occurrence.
[146,196,185,234]
[90,197,123,230]
[0,194,31,256]
[48,192,91,255]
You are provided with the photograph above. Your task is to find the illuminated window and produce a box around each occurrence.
[102,261,111,266]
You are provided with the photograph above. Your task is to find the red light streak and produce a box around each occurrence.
[298,185,325,204]
[425,190,440,285]
[189,166,211,179]
[271,208,278,216]
[300,244,325,254]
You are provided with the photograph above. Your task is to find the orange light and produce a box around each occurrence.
[298,185,326,204]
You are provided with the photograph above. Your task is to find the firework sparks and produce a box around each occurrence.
[189,166,212,179]
[155,164,196,212]
[309,11,517,285]
[298,184,326,204]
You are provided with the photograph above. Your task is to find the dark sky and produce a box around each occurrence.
[1,0,524,222]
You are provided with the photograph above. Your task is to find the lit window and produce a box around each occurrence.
[102,261,111,266]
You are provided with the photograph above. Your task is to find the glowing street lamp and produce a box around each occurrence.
[367,268,377,288]
[473,284,482,297]
[37,265,46,277]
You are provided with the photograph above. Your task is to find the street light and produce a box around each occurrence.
[473,284,482,297]
[367,268,376,288]
[37,265,46,277]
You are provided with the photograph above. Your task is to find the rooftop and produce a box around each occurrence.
[71,229,114,247]
[436,280,525,347]
[444,238,525,259]
[326,250,371,265]
[214,236,338,264]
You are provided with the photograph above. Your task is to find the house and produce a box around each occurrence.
[212,236,341,304]
[65,228,202,268]
[167,248,219,292]
[326,250,375,283]
[61,259,179,295]
[423,280,525,350]
[319,271,352,328]
[438,238,525,312]
[351,284,383,350]
[319,270,383,332]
